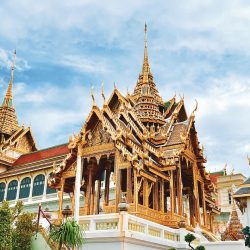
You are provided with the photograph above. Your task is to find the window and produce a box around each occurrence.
[0,182,6,202]
[46,173,56,194]
[32,174,45,197]
[19,177,31,199]
[6,180,18,201]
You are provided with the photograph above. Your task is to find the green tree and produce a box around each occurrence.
[242,226,250,247]
[0,202,12,250]
[0,201,36,250]
[49,219,84,250]
[185,233,196,250]
[12,212,36,250]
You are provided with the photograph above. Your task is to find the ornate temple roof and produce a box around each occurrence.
[234,159,250,198]
[49,25,216,195]
[221,203,244,241]
[0,51,37,169]
[234,177,250,197]
[0,143,68,178]
[0,50,19,137]
[132,24,165,125]
[13,143,68,166]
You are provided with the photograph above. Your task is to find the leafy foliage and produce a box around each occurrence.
[195,246,205,250]
[242,226,250,247]
[0,201,36,250]
[0,202,12,250]
[185,233,196,250]
[50,219,84,250]
[12,212,36,250]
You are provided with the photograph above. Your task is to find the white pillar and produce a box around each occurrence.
[4,181,8,200]
[74,155,82,222]
[43,174,48,200]
[16,179,21,201]
[29,176,34,201]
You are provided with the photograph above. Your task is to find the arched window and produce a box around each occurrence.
[32,174,45,197]
[6,180,18,201]
[19,177,31,199]
[46,173,56,194]
[0,182,6,202]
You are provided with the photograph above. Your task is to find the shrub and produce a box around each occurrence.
[185,233,196,250]
[0,203,12,250]
[195,246,205,250]
[49,219,84,250]
[0,201,36,250]
[12,212,36,250]
[242,226,250,247]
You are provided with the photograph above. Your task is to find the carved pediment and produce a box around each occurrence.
[86,122,111,147]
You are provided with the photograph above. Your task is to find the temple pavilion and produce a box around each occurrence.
[48,24,220,234]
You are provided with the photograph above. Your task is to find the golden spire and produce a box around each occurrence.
[142,23,150,83]
[0,50,19,135]
[2,50,16,107]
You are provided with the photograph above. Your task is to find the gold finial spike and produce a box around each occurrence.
[2,50,16,107]
[144,22,148,48]
[224,163,227,176]
[142,23,150,83]
[6,50,16,99]
[247,154,250,165]
[101,82,105,101]
[90,85,96,106]
[114,82,117,89]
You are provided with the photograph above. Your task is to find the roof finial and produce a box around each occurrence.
[224,163,227,176]
[144,22,148,49]
[142,23,150,83]
[101,82,106,101]
[2,50,16,107]
[90,85,96,106]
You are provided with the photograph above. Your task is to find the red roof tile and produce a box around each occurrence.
[210,171,224,184]
[13,143,69,166]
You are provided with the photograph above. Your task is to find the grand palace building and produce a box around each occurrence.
[1,26,248,244]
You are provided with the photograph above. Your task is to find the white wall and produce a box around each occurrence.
[202,241,245,250]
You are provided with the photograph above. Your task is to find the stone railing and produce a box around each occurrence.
[78,212,202,249]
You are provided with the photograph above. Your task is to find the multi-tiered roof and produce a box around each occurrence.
[0,51,19,137]
[49,25,219,235]
[0,51,37,169]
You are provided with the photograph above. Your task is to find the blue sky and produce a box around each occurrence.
[0,0,249,175]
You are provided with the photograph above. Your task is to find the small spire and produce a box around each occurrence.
[2,50,16,107]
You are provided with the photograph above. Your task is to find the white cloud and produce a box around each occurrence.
[0,48,30,71]
[59,55,110,73]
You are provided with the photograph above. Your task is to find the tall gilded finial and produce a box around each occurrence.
[2,50,16,107]
[247,154,250,165]
[90,85,96,106]
[142,23,150,83]
[224,163,227,176]
[101,82,105,101]
[144,22,148,49]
